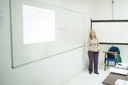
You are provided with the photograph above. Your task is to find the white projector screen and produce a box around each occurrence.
[10,0,86,68]
[92,20,128,45]
[23,5,55,44]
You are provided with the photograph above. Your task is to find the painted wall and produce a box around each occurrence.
[0,0,93,85]
[93,0,128,67]
[93,0,128,20]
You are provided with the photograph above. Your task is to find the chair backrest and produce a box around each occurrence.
[107,46,120,59]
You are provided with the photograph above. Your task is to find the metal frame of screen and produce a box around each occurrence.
[91,19,128,45]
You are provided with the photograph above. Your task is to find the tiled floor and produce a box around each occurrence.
[63,68,110,85]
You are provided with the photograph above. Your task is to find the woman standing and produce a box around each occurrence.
[87,29,99,74]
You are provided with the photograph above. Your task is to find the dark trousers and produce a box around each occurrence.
[88,51,99,73]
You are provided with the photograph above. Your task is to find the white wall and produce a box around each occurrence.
[0,0,93,85]
[92,0,112,20]
[93,0,128,67]
[93,0,128,20]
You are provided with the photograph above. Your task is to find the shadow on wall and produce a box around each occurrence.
[83,47,88,69]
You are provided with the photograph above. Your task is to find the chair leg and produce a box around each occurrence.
[104,63,106,71]
[104,60,106,71]
[115,62,116,66]
[107,61,109,68]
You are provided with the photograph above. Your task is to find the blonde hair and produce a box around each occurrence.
[89,29,97,40]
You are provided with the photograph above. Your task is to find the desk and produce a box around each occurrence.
[103,51,117,54]
[103,51,117,71]
[103,51,117,61]
[102,73,128,85]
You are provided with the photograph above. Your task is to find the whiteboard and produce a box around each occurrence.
[92,20,128,45]
[10,0,86,67]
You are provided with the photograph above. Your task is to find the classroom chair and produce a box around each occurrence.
[104,46,122,71]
